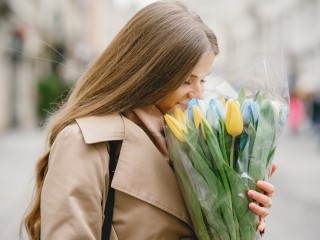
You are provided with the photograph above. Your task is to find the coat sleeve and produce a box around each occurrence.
[41,124,109,240]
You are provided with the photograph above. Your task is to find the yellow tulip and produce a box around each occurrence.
[226,99,244,136]
[192,106,213,140]
[164,114,186,142]
[221,96,226,106]
[173,108,188,133]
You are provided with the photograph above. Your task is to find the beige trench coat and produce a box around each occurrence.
[41,114,195,239]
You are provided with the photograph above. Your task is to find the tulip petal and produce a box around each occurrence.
[209,99,226,121]
[188,98,207,121]
[164,114,186,142]
[226,99,244,136]
[193,106,204,129]
[251,102,260,123]
[174,108,188,133]
[192,106,213,140]
[198,99,207,114]
[207,106,220,131]
[241,99,254,125]
[188,98,198,121]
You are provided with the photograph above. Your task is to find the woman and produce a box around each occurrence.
[23,1,276,239]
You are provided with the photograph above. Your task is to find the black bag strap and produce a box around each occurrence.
[101,141,120,240]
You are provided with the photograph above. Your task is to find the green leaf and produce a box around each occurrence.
[186,121,213,168]
[218,119,231,164]
[266,146,277,177]
[237,133,249,176]
[181,134,231,239]
[238,87,246,107]
[238,124,255,179]
[168,132,212,240]
[239,131,249,154]
[188,158,231,240]
[203,123,237,240]
[198,131,215,169]
[248,99,277,183]
[256,92,263,106]
[223,164,258,239]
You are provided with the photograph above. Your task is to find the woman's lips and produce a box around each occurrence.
[177,102,188,110]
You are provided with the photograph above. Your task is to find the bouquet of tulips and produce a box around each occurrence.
[164,87,289,240]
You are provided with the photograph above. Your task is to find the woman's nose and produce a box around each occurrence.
[187,82,204,99]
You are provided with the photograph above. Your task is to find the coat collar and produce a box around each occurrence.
[76,115,193,228]
[76,114,126,143]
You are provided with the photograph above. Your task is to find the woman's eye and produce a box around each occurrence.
[184,78,206,85]
[184,79,191,85]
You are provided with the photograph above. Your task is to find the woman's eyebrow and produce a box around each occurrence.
[190,72,211,78]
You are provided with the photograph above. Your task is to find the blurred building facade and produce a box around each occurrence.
[0,0,319,132]
[0,0,118,132]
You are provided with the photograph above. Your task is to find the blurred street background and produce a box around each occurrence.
[1,0,320,239]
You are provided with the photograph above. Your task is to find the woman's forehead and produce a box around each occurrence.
[190,51,215,78]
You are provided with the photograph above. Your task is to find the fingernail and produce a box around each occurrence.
[257,180,264,186]
[249,202,255,209]
[248,190,255,197]
[258,226,263,232]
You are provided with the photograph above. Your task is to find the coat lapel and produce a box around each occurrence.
[76,115,193,228]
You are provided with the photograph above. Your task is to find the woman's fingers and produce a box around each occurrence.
[269,162,278,178]
[248,190,272,208]
[248,163,277,234]
[248,201,270,217]
[256,180,275,197]
[248,181,275,219]
[258,217,266,232]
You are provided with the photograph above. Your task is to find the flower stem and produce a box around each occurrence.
[230,136,235,169]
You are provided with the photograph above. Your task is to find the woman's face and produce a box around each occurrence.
[157,51,215,113]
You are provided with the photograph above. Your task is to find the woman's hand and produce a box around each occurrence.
[247,162,278,233]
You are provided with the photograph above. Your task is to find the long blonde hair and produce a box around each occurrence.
[23,1,219,239]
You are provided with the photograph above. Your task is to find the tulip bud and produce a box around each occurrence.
[241,99,253,125]
[278,104,289,128]
[209,99,226,121]
[207,99,224,131]
[251,101,260,123]
[241,99,259,125]
[198,99,207,114]
[271,100,289,129]
[188,98,206,121]
[193,106,213,140]
[164,114,186,142]
[226,99,244,136]
[207,106,220,131]
[221,96,226,106]
[173,108,188,133]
